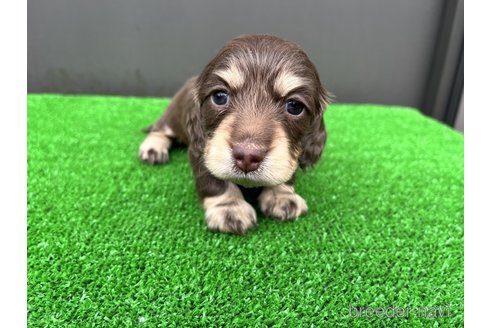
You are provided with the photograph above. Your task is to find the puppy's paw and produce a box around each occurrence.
[205,200,257,234]
[139,132,171,165]
[259,186,308,221]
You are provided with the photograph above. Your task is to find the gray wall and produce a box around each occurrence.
[454,93,464,133]
[28,0,445,109]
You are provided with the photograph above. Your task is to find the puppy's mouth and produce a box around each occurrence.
[228,165,273,188]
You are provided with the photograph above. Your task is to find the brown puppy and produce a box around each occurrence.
[139,35,330,234]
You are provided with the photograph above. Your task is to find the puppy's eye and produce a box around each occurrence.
[211,90,229,106]
[285,99,304,115]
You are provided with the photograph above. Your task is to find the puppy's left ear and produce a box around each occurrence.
[299,87,331,169]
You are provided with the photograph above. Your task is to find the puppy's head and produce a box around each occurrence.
[194,35,330,187]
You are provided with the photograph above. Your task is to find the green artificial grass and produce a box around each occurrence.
[27,94,464,327]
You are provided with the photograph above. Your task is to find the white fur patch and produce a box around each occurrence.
[214,62,245,90]
[139,130,173,164]
[258,184,308,220]
[259,128,299,185]
[274,71,308,97]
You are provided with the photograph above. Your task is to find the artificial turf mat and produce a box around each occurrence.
[27,94,464,327]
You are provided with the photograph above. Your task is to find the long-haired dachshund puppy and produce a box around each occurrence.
[139,35,330,234]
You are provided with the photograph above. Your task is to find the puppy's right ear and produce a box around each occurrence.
[186,86,206,157]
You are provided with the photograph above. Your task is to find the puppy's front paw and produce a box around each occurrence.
[205,200,257,235]
[139,132,171,165]
[259,185,308,221]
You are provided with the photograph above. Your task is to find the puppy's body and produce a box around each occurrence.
[139,35,330,234]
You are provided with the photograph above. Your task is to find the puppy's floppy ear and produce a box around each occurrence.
[299,87,331,169]
[186,86,206,158]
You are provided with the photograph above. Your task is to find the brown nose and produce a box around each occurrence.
[232,145,266,173]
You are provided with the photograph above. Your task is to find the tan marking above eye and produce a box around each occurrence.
[274,71,308,98]
[214,62,245,91]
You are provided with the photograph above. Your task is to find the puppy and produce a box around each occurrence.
[139,35,330,234]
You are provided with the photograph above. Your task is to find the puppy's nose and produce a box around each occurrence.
[232,145,266,173]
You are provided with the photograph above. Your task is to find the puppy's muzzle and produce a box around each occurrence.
[232,144,267,173]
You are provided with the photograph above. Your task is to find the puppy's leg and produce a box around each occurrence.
[202,182,257,234]
[259,184,308,221]
[139,77,197,164]
[192,163,256,234]
[139,126,175,164]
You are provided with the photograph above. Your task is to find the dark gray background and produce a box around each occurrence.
[28,0,448,111]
